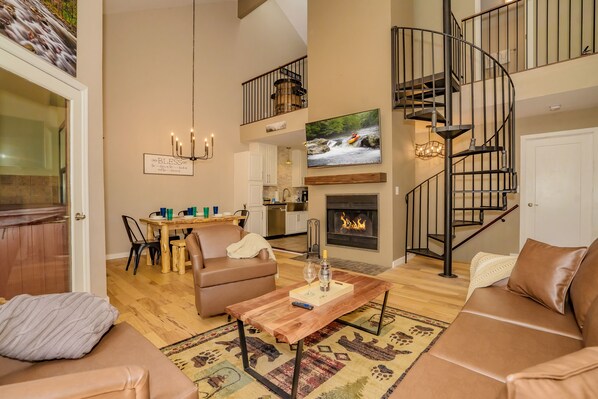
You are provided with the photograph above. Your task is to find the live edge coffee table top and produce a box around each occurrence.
[226,271,393,345]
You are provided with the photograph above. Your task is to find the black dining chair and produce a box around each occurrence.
[122,215,161,275]
[177,210,193,238]
[234,209,250,229]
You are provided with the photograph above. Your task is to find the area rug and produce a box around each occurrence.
[291,255,388,276]
[162,302,448,399]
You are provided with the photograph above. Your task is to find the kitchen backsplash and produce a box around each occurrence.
[263,146,306,203]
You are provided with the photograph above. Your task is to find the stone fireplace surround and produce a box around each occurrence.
[326,194,379,250]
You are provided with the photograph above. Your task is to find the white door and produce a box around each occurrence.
[521,129,595,248]
[0,38,90,294]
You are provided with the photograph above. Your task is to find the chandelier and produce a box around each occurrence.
[170,0,214,161]
[415,125,444,159]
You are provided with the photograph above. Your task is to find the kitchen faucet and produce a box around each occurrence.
[282,188,291,202]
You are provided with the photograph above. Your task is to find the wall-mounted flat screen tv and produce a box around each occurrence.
[306,108,381,168]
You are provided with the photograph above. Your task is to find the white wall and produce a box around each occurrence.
[103,1,306,256]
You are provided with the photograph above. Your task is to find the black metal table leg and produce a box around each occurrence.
[337,290,390,336]
[236,319,304,399]
[290,339,304,399]
[237,319,250,369]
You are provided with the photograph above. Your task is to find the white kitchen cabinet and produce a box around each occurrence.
[291,149,307,187]
[296,211,308,233]
[249,142,277,186]
[285,211,308,235]
[246,205,265,235]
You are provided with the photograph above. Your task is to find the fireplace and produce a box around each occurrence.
[326,195,378,250]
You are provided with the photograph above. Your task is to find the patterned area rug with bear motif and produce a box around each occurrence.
[161,302,448,399]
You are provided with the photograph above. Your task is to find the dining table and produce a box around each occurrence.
[139,215,246,273]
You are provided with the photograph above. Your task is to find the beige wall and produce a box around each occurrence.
[103,1,305,256]
[452,107,598,261]
[307,0,397,267]
[78,0,107,297]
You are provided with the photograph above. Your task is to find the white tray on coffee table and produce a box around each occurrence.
[289,280,354,306]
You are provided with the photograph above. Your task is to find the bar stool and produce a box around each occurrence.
[171,240,191,275]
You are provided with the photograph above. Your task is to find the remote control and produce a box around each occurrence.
[292,301,314,310]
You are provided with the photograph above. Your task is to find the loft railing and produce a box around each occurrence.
[241,56,308,125]
[462,0,597,74]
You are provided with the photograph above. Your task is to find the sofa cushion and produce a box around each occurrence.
[429,312,583,382]
[507,239,586,314]
[0,293,118,361]
[462,287,582,340]
[200,257,277,288]
[500,347,598,399]
[570,239,598,329]
[584,297,598,347]
[194,224,242,260]
[389,353,504,399]
[0,323,197,399]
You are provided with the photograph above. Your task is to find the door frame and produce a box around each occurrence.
[520,127,597,249]
[0,37,90,292]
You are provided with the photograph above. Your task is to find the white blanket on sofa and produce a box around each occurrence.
[226,233,276,261]
[467,252,518,300]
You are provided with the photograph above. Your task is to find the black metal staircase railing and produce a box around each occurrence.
[462,0,597,74]
[392,26,518,268]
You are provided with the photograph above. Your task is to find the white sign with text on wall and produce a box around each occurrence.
[143,153,194,176]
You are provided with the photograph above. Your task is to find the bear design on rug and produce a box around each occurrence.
[337,332,410,361]
[216,336,281,368]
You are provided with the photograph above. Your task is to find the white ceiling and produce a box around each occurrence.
[103,0,233,15]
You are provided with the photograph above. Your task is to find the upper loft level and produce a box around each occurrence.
[461,0,597,74]
[242,0,598,140]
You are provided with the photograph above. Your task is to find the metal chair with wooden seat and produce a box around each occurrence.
[233,209,250,229]
[122,215,161,275]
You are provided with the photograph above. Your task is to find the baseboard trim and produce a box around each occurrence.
[106,252,129,260]
[392,253,415,268]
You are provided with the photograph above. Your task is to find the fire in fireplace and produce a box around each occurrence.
[327,195,378,250]
[340,212,367,232]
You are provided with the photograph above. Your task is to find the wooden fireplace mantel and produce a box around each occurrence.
[304,172,387,185]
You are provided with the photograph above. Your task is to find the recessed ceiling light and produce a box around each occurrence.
[549,104,561,111]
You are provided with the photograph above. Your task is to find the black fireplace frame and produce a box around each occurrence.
[326,194,379,250]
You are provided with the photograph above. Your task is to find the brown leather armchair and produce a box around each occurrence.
[185,224,277,317]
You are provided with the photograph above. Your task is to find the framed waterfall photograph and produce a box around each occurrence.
[0,1,77,76]
[305,108,381,168]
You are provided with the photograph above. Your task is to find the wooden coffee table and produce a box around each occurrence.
[226,271,393,399]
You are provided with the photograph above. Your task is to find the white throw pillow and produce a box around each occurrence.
[0,292,118,361]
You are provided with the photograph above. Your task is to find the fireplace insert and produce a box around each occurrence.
[326,195,378,250]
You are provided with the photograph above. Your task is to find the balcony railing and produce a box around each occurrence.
[462,0,597,74]
[242,56,308,125]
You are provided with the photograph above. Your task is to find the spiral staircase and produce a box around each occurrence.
[392,18,518,276]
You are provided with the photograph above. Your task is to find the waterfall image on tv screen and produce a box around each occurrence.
[306,109,381,168]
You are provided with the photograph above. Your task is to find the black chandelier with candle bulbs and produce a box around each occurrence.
[170,0,214,161]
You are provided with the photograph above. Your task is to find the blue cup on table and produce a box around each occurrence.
[213,206,219,215]
[160,207,166,217]
[187,207,194,216]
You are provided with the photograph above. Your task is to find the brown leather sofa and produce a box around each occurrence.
[185,224,277,317]
[392,240,598,398]
[0,322,197,399]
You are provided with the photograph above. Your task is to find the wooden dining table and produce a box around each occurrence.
[139,215,246,273]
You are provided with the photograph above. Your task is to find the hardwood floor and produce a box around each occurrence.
[106,252,469,348]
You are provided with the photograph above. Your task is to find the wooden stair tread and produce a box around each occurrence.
[435,125,473,140]
[451,146,504,158]
[406,248,444,260]
[405,108,446,123]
